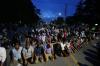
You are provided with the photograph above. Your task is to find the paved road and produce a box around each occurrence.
[74,37,100,66]
[5,36,100,66]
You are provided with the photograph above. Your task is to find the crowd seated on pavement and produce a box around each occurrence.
[0,23,98,66]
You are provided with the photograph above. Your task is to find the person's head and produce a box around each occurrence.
[46,44,51,48]
[14,41,20,50]
[68,40,70,43]
[78,36,81,39]
[59,39,62,42]
[25,36,31,49]
[31,38,36,44]
[36,43,40,48]
[25,36,31,44]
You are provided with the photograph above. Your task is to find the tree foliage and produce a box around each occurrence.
[0,0,41,25]
[74,0,99,25]
[54,17,65,25]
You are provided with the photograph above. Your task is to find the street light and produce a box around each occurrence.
[58,12,62,16]
[95,24,98,26]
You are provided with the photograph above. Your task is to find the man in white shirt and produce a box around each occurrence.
[22,45,34,61]
[11,41,23,65]
[0,46,6,66]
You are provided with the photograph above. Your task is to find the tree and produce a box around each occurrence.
[74,0,99,25]
[54,17,65,25]
[0,0,41,25]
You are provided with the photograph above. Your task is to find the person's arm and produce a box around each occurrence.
[51,45,54,60]
[1,48,6,64]
[31,47,34,62]
[22,49,27,63]
[10,50,15,63]
[51,44,54,54]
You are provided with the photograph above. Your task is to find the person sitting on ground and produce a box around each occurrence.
[0,45,6,66]
[22,37,34,66]
[69,39,76,53]
[66,40,71,53]
[41,33,46,44]
[60,40,67,57]
[34,42,44,63]
[44,43,54,61]
[62,30,67,43]
[11,41,23,66]
[53,42,62,57]
[77,37,82,49]
[80,30,86,44]
[47,33,51,44]
[30,37,37,49]
[63,41,69,56]
[51,36,56,43]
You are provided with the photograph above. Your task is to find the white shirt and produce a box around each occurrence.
[41,35,46,42]
[81,38,84,43]
[0,47,6,63]
[44,44,53,54]
[81,31,86,37]
[66,42,70,49]
[12,47,23,61]
[38,35,42,41]
[22,46,34,59]
[60,42,66,50]
[76,31,79,36]
[32,29,34,32]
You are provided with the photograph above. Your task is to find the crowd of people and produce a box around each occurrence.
[0,23,98,66]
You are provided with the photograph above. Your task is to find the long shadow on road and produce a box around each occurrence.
[83,42,100,66]
[78,62,88,66]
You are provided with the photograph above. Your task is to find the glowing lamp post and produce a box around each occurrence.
[58,12,62,16]
[95,24,98,26]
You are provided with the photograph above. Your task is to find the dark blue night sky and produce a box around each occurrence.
[32,0,80,20]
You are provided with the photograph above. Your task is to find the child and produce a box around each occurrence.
[44,43,54,61]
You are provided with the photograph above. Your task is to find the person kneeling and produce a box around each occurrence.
[22,40,34,66]
[44,44,54,61]
[0,46,6,66]
[10,41,23,66]
[34,43,44,63]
